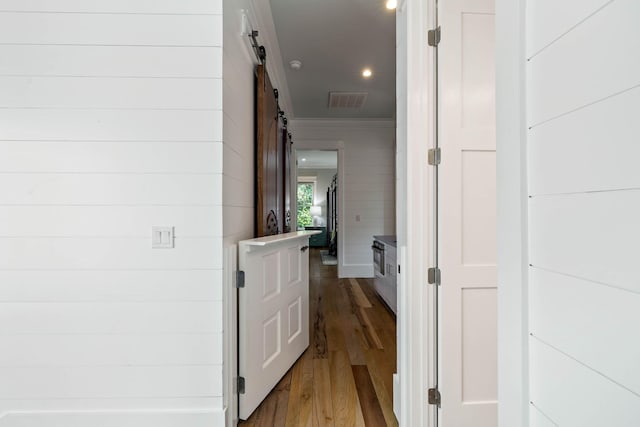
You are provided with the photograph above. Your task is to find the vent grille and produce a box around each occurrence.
[328,92,368,109]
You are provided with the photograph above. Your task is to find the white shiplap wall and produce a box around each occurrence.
[527,0,640,425]
[222,0,293,247]
[222,1,293,424]
[291,120,396,277]
[0,1,225,426]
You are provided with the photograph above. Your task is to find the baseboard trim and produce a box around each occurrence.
[0,409,226,427]
[339,263,374,278]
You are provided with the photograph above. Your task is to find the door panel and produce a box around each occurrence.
[255,65,281,236]
[238,237,310,420]
[439,0,497,424]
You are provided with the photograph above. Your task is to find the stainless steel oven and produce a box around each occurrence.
[372,240,385,276]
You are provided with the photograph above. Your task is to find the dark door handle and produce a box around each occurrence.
[301,245,309,252]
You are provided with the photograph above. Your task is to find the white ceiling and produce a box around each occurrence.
[269,0,396,119]
[297,150,338,169]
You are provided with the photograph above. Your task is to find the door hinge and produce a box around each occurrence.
[428,26,441,47]
[238,376,246,394]
[428,267,441,285]
[236,270,245,288]
[428,387,441,405]
[428,148,441,166]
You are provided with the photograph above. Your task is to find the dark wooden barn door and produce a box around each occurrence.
[255,64,280,236]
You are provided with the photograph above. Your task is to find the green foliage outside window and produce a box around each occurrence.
[297,183,313,228]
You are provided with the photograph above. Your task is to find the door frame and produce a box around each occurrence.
[495,0,529,425]
[396,0,438,425]
[292,140,345,277]
[399,0,530,425]
[394,0,529,427]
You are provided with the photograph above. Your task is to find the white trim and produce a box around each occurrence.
[223,246,238,427]
[0,409,226,426]
[292,139,345,278]
[292,118,396,129]
[397,0,436,425]
[339,263,374,278]
[496,0,529,425]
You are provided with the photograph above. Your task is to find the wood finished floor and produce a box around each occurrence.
[239,249,398,427]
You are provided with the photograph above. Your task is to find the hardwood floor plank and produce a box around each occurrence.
[364,349,398,427]
[329,350,360,427]
[325,314,347,353]
[284,351,305,427]
[345,279,384,350]
[301,351,317,427]
[313,359,335,426]
[352,365,388,427]
[349,278,373,308]
[342,314,367,365]
[357,306,384,350]
[241,370,292,427]
[313,293,328,359]
[354,395,367,427]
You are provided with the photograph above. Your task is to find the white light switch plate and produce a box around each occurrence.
[152,226,174,249]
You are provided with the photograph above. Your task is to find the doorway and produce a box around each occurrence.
[396,0,498,425]
[295,150,338,265]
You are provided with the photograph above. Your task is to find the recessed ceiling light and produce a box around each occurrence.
[289,59,303,70]
[362,68,373,78]
[301,158,307,162]
[386,0,397,10]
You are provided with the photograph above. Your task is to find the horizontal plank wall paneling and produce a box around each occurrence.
[291,120,396,277]
[526,0,612,57]
[0,206,222,236]
[0,270,222,302]
[530,192,640,293]
[0,1,225,426]
[527,0,640,126]
[0,303,220,334]
[529,86,640,195]
[527,0,640,424]
[0,412,224,427]
[0,0,222,14]
[0,142,222,174]
[530,268,640,394]
[0,334,223,366]
[530,339,640,426]
[221,24,254,239]
[0,13,222,46]
[0,109,223,141]
[0,76,222,109]
[0,45,222,78]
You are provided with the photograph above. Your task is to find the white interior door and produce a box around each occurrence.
[238,235,311,420]
[438,0,497,425]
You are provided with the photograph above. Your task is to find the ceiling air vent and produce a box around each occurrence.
[328,92,368,109]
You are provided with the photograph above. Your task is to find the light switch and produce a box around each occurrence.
[355,214,361,222]
[152,226,174,249]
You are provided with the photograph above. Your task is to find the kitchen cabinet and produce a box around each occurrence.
[372,235,397,315]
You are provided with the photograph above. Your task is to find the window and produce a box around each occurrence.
[297,178,315,228]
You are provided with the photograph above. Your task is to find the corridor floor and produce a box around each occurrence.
[239,249,398,427]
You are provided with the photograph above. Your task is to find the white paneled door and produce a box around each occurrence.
[438,0,497,425]
[238,233,313,420]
